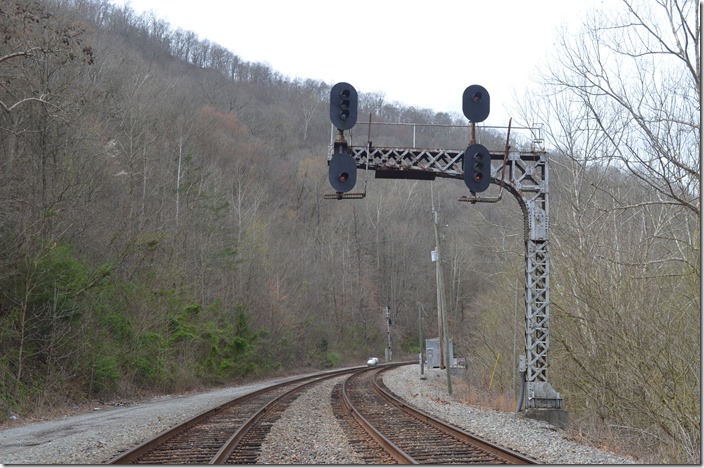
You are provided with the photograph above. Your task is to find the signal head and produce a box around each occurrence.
[329,152,357,192]
[462,85,490,123]
[330,82,358,130]
[463,143,491,192]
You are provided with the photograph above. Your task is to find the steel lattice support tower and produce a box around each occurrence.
[329,142,562,409]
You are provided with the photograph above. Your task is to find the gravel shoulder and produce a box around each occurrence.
[0,373,312,464]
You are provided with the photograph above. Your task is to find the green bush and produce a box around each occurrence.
[323,351,341,368]
[134,356,158,384]
[99,312,133,341]
[93,356,121,394]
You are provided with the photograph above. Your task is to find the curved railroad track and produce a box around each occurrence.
[110,363,537,464]
[342,365,538,464]
[108,367,365,464]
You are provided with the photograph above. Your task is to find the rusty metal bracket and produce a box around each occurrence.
[324,181,367,200]
[323,192,366,200]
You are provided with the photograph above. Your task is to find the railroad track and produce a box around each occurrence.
[342,366,538,464]
[108,367,366,464]
[110,363,536,464]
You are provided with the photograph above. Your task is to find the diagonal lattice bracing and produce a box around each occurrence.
[525,239,550,384]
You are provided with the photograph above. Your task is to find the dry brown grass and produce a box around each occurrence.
[452,378,517,413]
[445,370,696,464]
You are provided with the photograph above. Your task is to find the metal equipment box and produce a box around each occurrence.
[425,337,453,368]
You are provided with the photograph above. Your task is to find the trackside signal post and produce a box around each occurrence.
[325,82,566,427]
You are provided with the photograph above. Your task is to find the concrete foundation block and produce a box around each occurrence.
[524,408,569,430]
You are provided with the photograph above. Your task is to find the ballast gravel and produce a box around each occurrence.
[0,365,635,464]
[257,376,364,464]
[382,366,635,464]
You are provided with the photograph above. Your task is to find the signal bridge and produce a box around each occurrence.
[326,82,566,427]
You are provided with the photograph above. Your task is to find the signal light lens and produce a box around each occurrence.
[340,92,350,120]
[339,172,349,182]
[473,152,484,174]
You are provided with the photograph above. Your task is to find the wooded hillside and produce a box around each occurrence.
[0,0,699,463]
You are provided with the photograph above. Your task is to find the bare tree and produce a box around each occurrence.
[534,0,699,215]
[512,1,700,461]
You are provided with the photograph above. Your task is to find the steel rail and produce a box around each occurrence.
[108,366,364,464]
[372,366,539,464]
[342,363,417,464]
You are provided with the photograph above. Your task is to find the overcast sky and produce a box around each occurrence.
[113,0,605,126]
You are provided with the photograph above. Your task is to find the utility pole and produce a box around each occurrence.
[384,305,392,362]
[431,188,444,370]
[432,186,452,396]
[418,302,426,378]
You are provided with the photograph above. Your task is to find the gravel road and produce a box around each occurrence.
[0,373,309,464]
[0,365,636,464]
